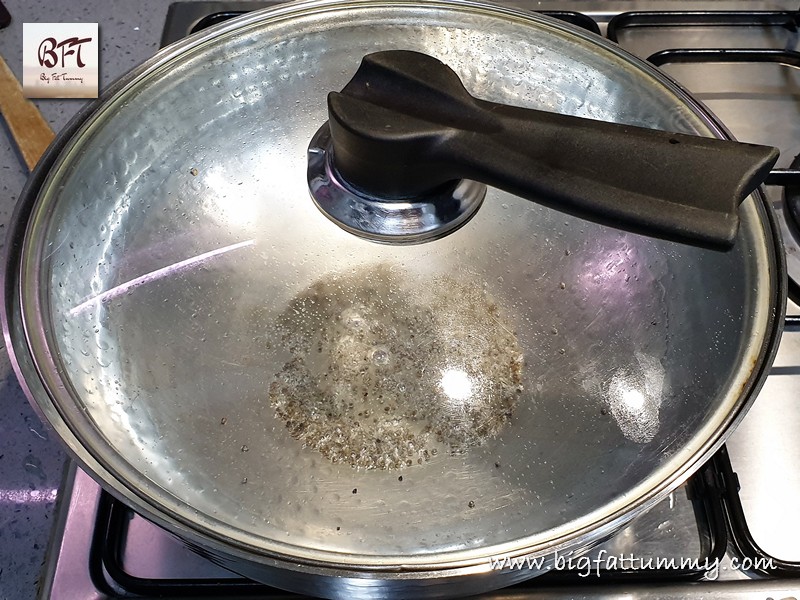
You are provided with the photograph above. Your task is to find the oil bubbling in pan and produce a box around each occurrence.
[269,264,524,470]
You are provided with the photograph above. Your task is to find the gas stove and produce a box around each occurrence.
[40,1,800,598]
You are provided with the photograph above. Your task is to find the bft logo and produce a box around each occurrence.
[37,36,93,69]
[23,23,98,99]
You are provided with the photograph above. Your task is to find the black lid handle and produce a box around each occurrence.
[327,51,779,249]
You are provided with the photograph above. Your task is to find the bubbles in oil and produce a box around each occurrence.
[268,264,524,470]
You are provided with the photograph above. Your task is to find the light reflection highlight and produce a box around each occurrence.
[440,368,473,402]
[0,488,57,503]
[203,167,264,228]
[621,388,645,411]
[607,353,665,443]
[69,239,254,316]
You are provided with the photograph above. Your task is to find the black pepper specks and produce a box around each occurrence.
[268,265,524,471]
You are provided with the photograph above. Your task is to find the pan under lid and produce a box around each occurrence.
[9,0,781,571]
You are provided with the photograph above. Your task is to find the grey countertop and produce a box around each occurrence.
[0,1,178,598]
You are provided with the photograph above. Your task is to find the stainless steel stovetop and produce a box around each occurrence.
[40,1,800,598]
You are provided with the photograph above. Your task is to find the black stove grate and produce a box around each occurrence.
[606,10,800,39]
[715,447,800,577]
[91,459,728,597]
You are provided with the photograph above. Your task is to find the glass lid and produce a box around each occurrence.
[15,0,777,569]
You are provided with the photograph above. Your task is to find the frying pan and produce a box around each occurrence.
[1,1,785,597]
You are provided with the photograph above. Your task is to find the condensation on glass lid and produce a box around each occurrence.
[607,352,665,444]
[269,264,524,470]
